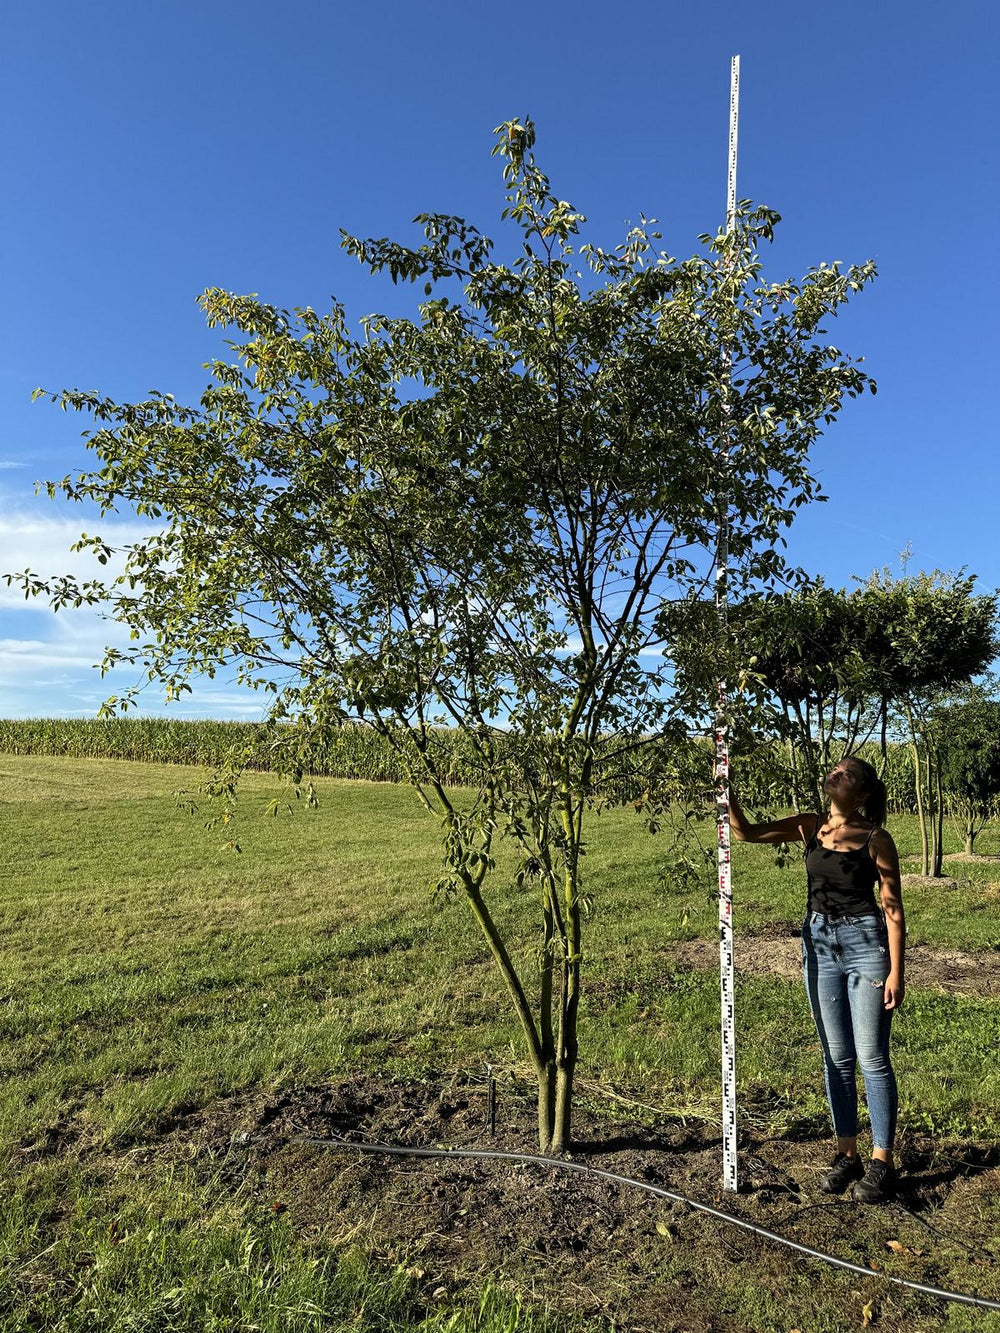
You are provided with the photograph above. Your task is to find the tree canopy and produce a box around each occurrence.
[8,119,879,1149]
[726,571,998,811]
[936,688,1000,855]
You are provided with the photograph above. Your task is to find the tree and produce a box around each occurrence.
[7,119,877,1151]
[726,581,880,806]
[857,570,998,875]
[936,688,1000,855]
[726,572,997,871]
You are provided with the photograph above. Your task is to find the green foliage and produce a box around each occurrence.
[859,571,999,873]
[0,716,927,815]
[6,118,878,1149]
[936,686,1000,850]
[0,716,474,783]
[937,692,1000,805]
[723,571,998,809]
[856,568,999,700]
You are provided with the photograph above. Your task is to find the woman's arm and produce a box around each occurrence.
[728,783,816,846]
[872,829,905,1011]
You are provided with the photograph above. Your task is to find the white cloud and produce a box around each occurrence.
[0,511,162,611]
[0,506,269,720]
[0,638,47,653]
[0,639,121,674]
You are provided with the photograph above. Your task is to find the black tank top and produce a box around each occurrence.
[804,815,881,917]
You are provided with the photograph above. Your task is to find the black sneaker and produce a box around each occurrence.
[851,1158,896,1204]
[819,1152,864,1193]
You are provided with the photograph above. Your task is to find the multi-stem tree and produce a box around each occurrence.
[8,120,877,1151]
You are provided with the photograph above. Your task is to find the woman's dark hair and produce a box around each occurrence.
[845,756,887,827]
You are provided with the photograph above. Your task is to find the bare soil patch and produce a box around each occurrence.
[144,1076,1000,1333]
[899,874,959,891]
[667,925,1000,996]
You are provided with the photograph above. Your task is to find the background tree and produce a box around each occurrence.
[724,573,997,870]
[7,119,877,1152]
[858,570,998,875]
[936,687,1000,856]
[725,582,880,806]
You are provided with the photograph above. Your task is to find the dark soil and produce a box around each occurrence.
[145,1075,1000,1333]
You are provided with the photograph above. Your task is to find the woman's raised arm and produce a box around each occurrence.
[728,781,816,846]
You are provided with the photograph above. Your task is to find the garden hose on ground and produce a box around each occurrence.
[291,1136,1000,1313]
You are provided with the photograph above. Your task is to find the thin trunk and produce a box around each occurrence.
[551,792,583,1154]
[879,699,888,773]
[963,802,978,856]
[923,748,933,875]
[553,1058,576,1154]
[538,872,557,1151]
[932,752,945,877]
[905,705,929,875]
[965,823,976,856]
[537,1064,556,1151]
[551,916,580,1153]
[464,883,544,1076]
[539,890,555,1059]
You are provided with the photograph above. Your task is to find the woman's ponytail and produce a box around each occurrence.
[849,756,888,827]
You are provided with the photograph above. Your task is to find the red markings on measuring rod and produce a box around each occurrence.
[716,706,738,1193]
[714,50,741,1196]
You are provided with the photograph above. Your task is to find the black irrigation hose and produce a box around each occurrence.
[292,1136,1000,1312]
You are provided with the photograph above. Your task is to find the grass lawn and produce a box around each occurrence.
[1,755,998,1332]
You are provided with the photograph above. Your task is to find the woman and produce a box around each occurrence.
[729,756,905,1203]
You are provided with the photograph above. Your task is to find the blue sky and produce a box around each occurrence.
[1,0,996,719]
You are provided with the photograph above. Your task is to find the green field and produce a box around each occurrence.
[1,754,998,1332]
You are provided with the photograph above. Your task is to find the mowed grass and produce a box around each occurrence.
[2,754,999,1331]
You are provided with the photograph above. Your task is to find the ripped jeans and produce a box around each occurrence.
[802,912,898,1151]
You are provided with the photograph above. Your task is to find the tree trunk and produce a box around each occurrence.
[906,706,929,875]
[965,826,976,856]
[537,1062,556,1152]
[879,698,889,773]
[551,919,580,1154]
[551,1057,576,1154]
[537,877,556,1149]
[931,752,943,876]
[914,746,929,876]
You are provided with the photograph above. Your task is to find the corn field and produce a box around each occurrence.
[0,717,409,781]
[0,717,933,812]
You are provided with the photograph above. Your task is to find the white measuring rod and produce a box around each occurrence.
[715,52,740,1194]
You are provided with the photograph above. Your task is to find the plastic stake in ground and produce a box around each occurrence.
[715,52,740,1194]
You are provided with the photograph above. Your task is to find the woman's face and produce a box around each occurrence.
[824,760,866,802]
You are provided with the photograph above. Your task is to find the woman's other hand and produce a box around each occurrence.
[884,971,905,1011]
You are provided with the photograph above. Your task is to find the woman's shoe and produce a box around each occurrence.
[819,1152,864,1193]
[851,1158,896,1203]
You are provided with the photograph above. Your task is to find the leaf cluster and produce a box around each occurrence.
[8,118,880,867]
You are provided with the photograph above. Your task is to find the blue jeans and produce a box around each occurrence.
[801,912,898,1151]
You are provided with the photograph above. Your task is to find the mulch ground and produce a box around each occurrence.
[146,1075,1000,1333]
